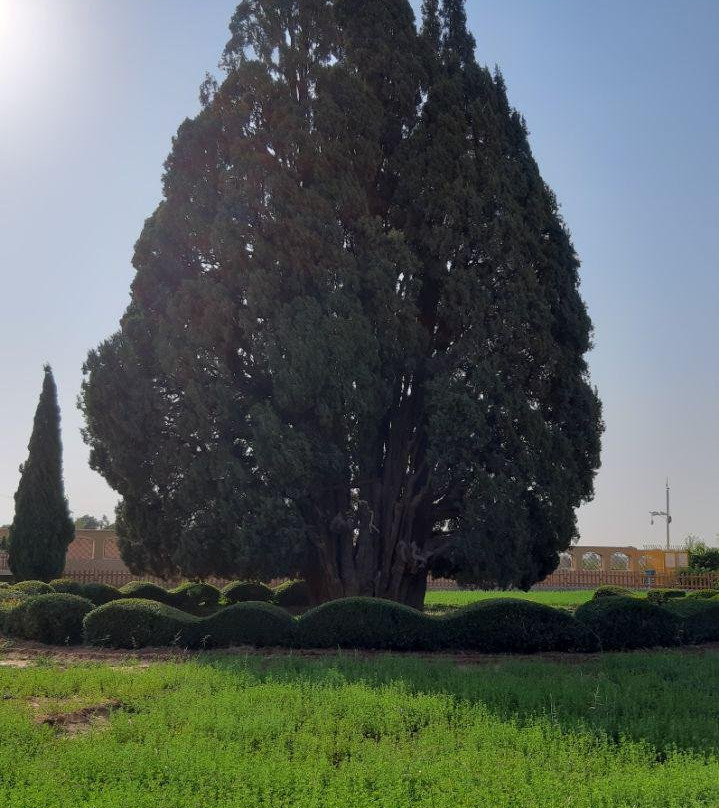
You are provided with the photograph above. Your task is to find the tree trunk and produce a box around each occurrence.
[306,554,429,609]
[403,571,428,611]
[303,540,344,605]
[302,493,433,608]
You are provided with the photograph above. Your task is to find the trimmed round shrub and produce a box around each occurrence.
[0,594,28,634]
[119,581,175,606]
[646,588,686,605]
[297,597,435,650]
[575,596,681,650]
[686,589,719,600]
[272,579,311,609]
[4,598,31,637]
[440,599,599,653]
[222,580,273,604]
[11,580,53,596]
[592,585,634,599]
[52,579,120,605]
[170,582,221,610]
[10,593,94,645]
[665,599,719,644]
[79,582,122,606]
[83,599,199,648]
[50,578,84,596]
[200,602,295,648]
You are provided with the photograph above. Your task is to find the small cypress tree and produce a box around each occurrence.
[8,365,74,581]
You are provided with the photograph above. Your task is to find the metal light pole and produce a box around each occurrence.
[649,479,672,550]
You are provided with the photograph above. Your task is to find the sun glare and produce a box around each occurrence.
[0,2,25,68]
[0,0,67,110]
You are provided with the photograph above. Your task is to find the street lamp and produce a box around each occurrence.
[649,479,672,550]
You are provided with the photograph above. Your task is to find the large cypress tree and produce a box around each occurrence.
[9,365,75,581]
[82,0,602,606]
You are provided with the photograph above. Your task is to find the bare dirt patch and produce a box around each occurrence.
[34,699,126,736]
[0,637,718,669]
[0,639,194,668]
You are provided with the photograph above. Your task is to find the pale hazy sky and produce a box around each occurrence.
[1,1,717,547]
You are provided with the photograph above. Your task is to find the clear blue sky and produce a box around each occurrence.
[1,0,717,548]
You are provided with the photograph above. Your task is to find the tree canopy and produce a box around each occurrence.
[82,0,602,606]
[9,365,74,581]
[74,514,112,530]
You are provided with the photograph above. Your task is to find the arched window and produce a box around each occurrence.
[558,552,573,570]
[610,552,630,571]
[581,551,602,570]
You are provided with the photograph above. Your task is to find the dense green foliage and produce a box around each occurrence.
[0,653,718,806]
[81,0,602,605]
[118,581,176,605]
[439,598,599,652]
[10,580,53,596]
[6,585,719,653]
[686,544,719,572]
[201,602,296,648]
[7,584,719,653]
[73,514,111,530]
[685,589,719,600]
[221,581,273,604]
[8,366,74,582]
[169,581,221,610]
[666,598,719,644]
[75,582,122,606]
[83,599,199,648]
[592,584,635,599]
[49,578,84,596]
[575,596,681,650]
[272,579,311,608]
[297,597,435,650]
[0,592,26,634]
[50,579,121,605]
[7,593,94,645]
[83,598,295,649]
[646,588,686,604]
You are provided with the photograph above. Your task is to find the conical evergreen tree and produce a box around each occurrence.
[9,365,74,581]
[82,0,602,605]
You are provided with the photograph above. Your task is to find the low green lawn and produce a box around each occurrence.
[0,650,717,807]
[424,588,600,612]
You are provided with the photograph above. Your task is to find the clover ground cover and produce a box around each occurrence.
[424,588,599,611]
[0,650,717,807]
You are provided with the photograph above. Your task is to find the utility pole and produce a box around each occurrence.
[649,479,672,549]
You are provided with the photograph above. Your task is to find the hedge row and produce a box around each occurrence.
[592,585,703,605]
[82,599,295,649]
[685,589,719,600]
[79,594,719,652]
[575,596,680,650]
[4,593,94,644]
[664,599,719,643]
[50,579,122,605]
[3,590,719,653]
[272,580,312,608]
[1,578,313,611]
[646,588,687,605]
[78,597,600,652]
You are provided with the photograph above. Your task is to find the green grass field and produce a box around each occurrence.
[424,588,598,611]
[0,650,717,807]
